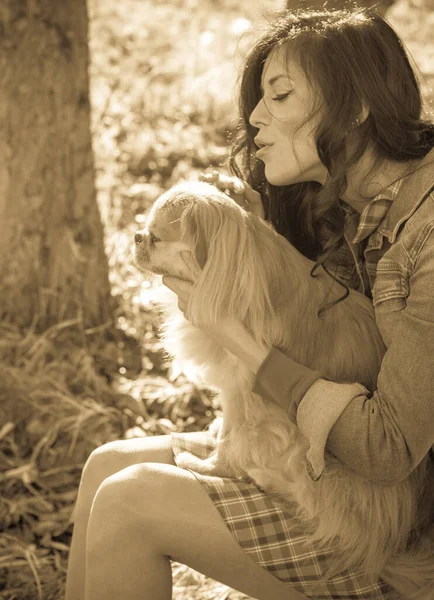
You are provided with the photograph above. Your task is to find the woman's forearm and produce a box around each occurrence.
[206,319,271,372]
[252,341,434,485]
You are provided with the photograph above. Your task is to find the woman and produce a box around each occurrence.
[65,9,434,600]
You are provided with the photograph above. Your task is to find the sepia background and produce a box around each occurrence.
[0,0,433,598]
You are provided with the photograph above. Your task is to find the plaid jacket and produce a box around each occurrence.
[350,179,403,244]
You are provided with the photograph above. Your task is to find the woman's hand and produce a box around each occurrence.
[198,170,265,219]
[162,274,192,315]
[162,251,196,313]
[162,251,270,373]
[163,274,269,372]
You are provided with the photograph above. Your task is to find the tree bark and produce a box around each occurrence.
[0,0,112,331]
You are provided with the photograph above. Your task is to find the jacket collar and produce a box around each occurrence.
[377,147,434,243]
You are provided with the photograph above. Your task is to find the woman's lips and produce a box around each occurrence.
[256,144,273,158]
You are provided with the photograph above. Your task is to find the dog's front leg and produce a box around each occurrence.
[175,447,233,477]
[176,416,235,477]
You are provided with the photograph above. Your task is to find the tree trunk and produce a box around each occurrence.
[0,0,112,331]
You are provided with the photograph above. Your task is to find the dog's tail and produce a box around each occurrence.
[381,541,434,600]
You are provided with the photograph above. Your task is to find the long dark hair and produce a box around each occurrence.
[229,8,434,279]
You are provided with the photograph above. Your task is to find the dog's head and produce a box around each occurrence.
[134,182,200,282]
[134,181,296,332]
[134,181,244,280]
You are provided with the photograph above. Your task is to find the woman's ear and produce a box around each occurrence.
[358,103,370,126]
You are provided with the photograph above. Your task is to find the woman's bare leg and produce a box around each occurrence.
[84,462,307,600]
[65,435,176,600]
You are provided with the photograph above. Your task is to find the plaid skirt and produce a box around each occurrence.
[171,430,391,600]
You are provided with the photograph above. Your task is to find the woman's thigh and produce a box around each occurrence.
[77,435,176,508]
[92,461,307,600]
[88,434,176,469]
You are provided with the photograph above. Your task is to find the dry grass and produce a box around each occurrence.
[0,0,433,598]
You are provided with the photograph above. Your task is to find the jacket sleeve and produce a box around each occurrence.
[253,229,434,485]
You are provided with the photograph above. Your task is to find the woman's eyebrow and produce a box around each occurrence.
[260,74,292,92]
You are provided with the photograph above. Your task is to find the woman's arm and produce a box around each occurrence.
[163,235,434,485]
[253,229,434,485]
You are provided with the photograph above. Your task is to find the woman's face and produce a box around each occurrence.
[249,46,328,186]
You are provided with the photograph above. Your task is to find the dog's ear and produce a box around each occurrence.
[180,196,280,334]
[180,201,209,270]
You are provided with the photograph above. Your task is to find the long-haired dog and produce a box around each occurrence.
[134,181,434,599]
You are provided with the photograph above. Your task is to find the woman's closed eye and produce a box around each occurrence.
[271,91,292,102]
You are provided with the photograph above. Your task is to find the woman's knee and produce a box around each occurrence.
[80,435,175,493]
[88,463,176,533]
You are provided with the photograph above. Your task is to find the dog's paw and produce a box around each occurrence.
[246,468,278,493]
[176,451,231,477]
[175,451,206,471]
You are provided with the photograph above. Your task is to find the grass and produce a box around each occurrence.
[0,0,433,598]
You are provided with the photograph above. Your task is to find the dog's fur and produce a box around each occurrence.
[134,181,434,599]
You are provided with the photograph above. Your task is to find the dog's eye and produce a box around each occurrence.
[149,233,161,244]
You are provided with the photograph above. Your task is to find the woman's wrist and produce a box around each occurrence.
[207,319,271,373]
[238,342,270,373]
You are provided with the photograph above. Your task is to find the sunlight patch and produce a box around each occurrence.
[200,31,215,47]
[231,18,251,36]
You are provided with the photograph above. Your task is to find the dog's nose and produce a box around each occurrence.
[134,232,143,244]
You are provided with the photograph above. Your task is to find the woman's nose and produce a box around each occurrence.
[249,97,268,129]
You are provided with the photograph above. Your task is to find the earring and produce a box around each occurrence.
[351,117,361,128]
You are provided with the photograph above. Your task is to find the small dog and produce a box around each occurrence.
[134,181,433,597]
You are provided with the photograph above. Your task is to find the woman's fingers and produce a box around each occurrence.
[198,171,234,191]
[198,171,264,217]
[162,276,192,314]
[243,184,265,218]
[162,276,192,298]
[198,171,219,184]
[180,251,201,281]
